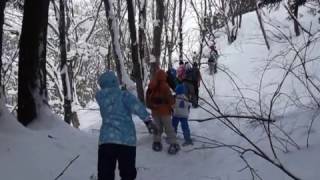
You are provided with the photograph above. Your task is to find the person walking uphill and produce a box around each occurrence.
[192,62,202,108]
[146,69,180,155]
[96,71,157,180]
[172,84,193,146]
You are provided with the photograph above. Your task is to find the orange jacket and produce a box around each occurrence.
[146,70,174,116]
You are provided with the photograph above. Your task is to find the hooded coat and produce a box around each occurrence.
[146,69,174,116]
[173,84,191,118]
[96,71,149,146]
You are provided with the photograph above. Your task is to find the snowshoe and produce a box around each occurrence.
[182,139,193,146]
[152,142,162,152]
[168,144,180,155]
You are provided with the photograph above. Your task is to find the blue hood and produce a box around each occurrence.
[175,84,186,95]
[98,71,119,89]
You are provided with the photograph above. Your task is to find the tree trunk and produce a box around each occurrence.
[18,0,50,126]
[103,0,123,84]
[198,29,206,65]
[126,0,144,103]
[178,0,183,61]
[107,42,112,70]
[293,3,300,36]
[59,0,72,124]
[162,0,170,68]
[138,0,147,80]
[150,0,165,78]
[255,3,270,50]
[0,0,6,93]
[168,0,177,68]
[220,0,232,44]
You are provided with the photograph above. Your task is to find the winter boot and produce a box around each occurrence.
[182,139,193,146]
[152,142,162,152]
[168,144,180,155]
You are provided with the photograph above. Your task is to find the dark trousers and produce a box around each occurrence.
[98,144,137,180]
[172,116,191,141]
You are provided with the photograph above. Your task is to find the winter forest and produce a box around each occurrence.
[1,0,320,179]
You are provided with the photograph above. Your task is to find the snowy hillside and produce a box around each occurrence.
[1,2,320,180]
[0,106,98,180]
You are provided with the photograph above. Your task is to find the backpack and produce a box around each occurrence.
[146,83,167,109]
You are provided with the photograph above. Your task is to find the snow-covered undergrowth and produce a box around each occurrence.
[0,106,97,180]
[1,3,320,180]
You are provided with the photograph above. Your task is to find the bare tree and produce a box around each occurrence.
[138,0,147,78]
[0,0,6,94]
[126,0,144,102]
[255,1,270,50]
[150,0,165,77]
[18,0,50,125]
[190,0,208,64]
[287,0,307,36]
[168,0,177,68]
[162,0,170,68]
[103,0,123,84]
[58,0,73,124]
[178,0,183,61]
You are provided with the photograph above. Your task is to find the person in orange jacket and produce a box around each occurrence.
[146,69,180,154]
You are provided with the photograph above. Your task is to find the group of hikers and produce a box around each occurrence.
[145,60,202,151]
[166,60,202,108]
[95,53,218,179]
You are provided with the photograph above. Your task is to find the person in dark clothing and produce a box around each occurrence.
[208,46,218,75]
[191,62,201,108]
[96,71,157,180]
[166,67,178,91]
[183,63,197,107]
[146,69,180,154]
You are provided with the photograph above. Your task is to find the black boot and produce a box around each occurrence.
[168,144,180,155]
[152,142,162,152]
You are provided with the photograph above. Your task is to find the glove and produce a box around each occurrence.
[144,116,158,134]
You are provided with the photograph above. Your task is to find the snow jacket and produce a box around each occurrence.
[175,84,192,117]
[146,69,174,116]
[96,71,149,146]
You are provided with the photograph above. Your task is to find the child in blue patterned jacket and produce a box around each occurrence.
[95,71,157,180]
[172,84,193,146]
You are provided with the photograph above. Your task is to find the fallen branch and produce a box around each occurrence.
[189,115,275,123]
[54,154,80,180]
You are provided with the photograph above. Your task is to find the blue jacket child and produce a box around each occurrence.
[172,84,193,146]
[95,71,156,180]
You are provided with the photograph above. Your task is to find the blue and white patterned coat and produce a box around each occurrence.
[95,71,149,146]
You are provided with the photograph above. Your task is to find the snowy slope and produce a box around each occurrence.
[1,3,320,180]
[0,106,98,180]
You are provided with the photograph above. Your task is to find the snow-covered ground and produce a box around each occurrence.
[1,3,320,180]
[0,106,97,180]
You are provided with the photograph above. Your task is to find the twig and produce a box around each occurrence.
[54,154,80,180]
[283,5,312,36]
[307,109,320,148]
[189,115,275,123]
